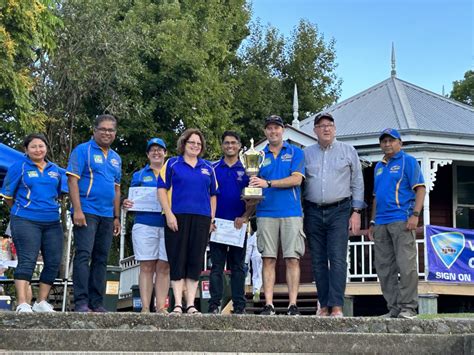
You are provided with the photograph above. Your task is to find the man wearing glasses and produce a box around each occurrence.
[67,114,122,312]
[303,112,365,318]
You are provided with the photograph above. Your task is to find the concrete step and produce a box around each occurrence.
[1,328,472,354]
[1,313,472,354]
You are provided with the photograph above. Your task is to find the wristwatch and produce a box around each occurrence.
[267,180,272,188]
[352,208,362,214]
[412,211,420,217]
[369,220,375,227]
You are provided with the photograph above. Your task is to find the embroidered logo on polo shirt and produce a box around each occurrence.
[281,153,293,162]
[201,168,211,176]
[143,176,153,182]
[94,155,103,164]
[376,168,383,176]
[236,170,245,181]
[48,171,59,179]
[27,171,39,178]
[262,157,272,167]
[110,158,120,168]
[390,165,401,173]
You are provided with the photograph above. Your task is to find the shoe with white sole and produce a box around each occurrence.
[32,300,55,313]
[16,303,33,313]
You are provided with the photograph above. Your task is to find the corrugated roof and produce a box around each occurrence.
[299,76,474,138]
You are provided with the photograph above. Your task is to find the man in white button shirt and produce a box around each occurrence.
[303,112,365,317]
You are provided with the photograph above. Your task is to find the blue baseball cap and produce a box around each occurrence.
[379,128,401,141]
[146,137,166,152]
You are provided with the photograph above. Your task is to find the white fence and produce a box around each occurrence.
[347,235,426,282]
[118,236,427,299]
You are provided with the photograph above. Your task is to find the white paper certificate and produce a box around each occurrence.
[210,218,247,247]
[127,187,162,212]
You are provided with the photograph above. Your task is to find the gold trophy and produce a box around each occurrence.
[239,138,266,200]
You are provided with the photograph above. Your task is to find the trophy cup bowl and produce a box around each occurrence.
[239,138,265,201]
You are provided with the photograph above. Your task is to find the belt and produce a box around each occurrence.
[306,197,351,209]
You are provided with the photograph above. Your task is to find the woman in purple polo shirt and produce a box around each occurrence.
[0,134,63,313]
[158,128,218,315]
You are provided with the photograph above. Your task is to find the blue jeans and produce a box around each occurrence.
[73,213,113,308]
[303,199,351,308]
[10,215,63,285]
[209,241,246,311]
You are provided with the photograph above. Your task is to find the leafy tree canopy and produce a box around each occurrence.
[450,70,473,106]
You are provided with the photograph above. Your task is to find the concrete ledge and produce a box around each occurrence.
[0,329,471,354]
[1,312,472,335]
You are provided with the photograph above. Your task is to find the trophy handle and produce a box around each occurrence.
[258,150,266,167]
[239,149,246,166]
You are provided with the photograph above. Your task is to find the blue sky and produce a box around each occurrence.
[250,0,472,101]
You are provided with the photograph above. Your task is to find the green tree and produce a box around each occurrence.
[233,19,341,143]
[0,0,61,140]
[450,70,473,106]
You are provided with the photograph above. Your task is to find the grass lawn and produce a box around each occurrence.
[417,313,474,319]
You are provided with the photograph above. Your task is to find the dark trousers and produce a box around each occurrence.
[10,215,63,285]
[303,199,351,308]
[209,241,246,311]
[164,214,211,281]
[73,213,113,308]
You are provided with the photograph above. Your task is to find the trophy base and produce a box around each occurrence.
[241,187,264,201]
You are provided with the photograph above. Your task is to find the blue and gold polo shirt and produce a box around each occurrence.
[1,157,62,222]
[66,139,121,218]
[256,141,305,218]
[130,165,165,227]
[213,158,249,221]
[157,156,218,217]
[374,150,425,224]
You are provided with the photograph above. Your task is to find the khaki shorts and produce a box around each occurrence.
[256,217,306,259]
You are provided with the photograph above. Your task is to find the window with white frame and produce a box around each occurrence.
[454,164,474,229]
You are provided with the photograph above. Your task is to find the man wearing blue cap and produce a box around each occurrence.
[123,138,169,313]
[369,128,426,319]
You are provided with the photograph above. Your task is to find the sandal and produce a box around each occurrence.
[169,305,183,316]
[185,305,201,315]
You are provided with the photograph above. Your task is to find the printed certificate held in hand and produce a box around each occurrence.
[127,187,162,212]
[210,218,247,247]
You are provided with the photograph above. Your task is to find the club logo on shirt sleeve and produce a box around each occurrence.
[27,171,39,178]
[376,167,383,176]
[201,168,211,176]
[94,155,104,164]
[262,157,272,167]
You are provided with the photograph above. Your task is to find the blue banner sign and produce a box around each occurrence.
[426,225,474,283]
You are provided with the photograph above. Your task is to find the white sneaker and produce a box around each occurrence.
[16,303,33,313]
[32,300,55,313]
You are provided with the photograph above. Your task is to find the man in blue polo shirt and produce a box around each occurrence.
[249,115,305,316]
[208,131,251,314]
[67,114,122,312]
[369,128,425,319]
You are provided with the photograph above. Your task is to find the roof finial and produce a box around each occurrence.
[292,83,300,129]
[442,85,445,96]
[391,42,396,77]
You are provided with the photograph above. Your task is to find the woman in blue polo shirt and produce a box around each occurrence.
[123,138,170,313]
[158,128,218,315]
[0,134,63,313]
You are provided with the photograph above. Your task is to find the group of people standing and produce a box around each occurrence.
[0,111,425,319]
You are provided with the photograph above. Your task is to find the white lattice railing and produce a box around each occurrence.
[347,235,426,282]
[119,256,140,299]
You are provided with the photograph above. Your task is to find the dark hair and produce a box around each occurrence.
[176,128,206,157]
[94,114,117,128]
[221,131,241,143]
[23,133,49,149]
